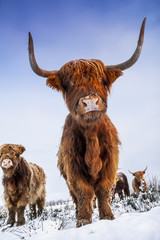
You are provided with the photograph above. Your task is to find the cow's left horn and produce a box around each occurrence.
[28,32,58,77]
[128,170,134,175]
[106,18,146,71]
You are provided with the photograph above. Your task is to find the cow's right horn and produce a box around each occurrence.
[28,32,58,77]
[129,170,134,175]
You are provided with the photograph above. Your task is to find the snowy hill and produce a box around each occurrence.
[0,198,160,240]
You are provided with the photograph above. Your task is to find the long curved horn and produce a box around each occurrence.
[106,18,146,70]
[28,32,58,77]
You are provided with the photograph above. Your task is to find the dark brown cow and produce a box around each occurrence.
[0,144,46,226]
[129,167,147,194]
[112,172,130,200]
[28,18,146,227]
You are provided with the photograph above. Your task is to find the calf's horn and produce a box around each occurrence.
[106,18,146,71]
[144,166,147,172]
[128,170,134,175]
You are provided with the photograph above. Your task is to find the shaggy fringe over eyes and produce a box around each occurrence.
[59,59,107,85]
[0,144,25,156]
[46,59,123,93]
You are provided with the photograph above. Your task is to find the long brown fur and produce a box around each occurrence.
[46,59,123,227]
[0,144,46,226]
[112,172,130,200]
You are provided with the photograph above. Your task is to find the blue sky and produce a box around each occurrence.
[0,0,160,204]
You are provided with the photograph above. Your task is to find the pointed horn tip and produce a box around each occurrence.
[28,32,33,44]
[144,166,147,171]
[138,17,147,45]
[28,32,33,41]
[143,17,147,24]
[142,17,147,31]
[28,32,33,53]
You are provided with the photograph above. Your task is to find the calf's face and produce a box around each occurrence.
[133,171,146,182]
[0,144,25,175]
[129,168,147,183]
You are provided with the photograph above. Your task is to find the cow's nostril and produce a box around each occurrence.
[95,98,99,105]
[82,100,87,107]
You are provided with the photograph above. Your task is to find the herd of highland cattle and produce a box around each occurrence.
[0,18,147,227]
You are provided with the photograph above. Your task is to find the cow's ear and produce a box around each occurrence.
[16,145,26,155]
[46,73,63,92]
[105,68,123,92]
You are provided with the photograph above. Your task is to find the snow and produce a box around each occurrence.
[1,205,160,240]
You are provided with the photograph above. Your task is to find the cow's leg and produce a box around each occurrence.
[36,196,45,217]
[29,204,37,219]
[7,208,16,226]
[124,186,130,198]
[4,192,16,226]
[92,196,97,209]
[69,189,79,219]
[119,191,124,200]
[70,179,94,227]
[17,206,25,226]
[16,188,30,225]
[95,183,114,220]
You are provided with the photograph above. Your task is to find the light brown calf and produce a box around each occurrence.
[0,144,46,226]
[129,167,147,194]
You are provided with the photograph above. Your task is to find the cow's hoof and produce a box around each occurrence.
[7,219,15,227]
[104,214,115,220]
[108,215,115,220]
[76,219,91,227]
[16,221,25,226]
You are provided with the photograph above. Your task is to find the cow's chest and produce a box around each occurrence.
[6,178,23,201]
[73,128,107,161]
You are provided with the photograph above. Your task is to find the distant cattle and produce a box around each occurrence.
[129,167,147,194]
[28,18,146,227]
[112,172,130,200]
[0,144,46,226]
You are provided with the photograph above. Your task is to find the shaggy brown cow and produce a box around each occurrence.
[112,172,130,200]
[28,18,146,227]
[129,167,147,194]
[0,144,46,226]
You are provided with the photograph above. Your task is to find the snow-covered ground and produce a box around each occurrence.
[0,200,160,240]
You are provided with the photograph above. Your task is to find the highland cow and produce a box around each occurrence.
[0,144,46,226]
[129,167,147,194]
[112,172,130,200]
[28,18,146,227]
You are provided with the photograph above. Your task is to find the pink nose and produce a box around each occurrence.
[2,159,13,168]
[80,95,100,113]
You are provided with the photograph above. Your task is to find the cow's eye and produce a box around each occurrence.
[100,78,107,88]
[63,81,74,91]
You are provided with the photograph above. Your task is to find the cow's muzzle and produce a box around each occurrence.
[1,159,13,169]
[75,94,107,116]
[80,95,99,113]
